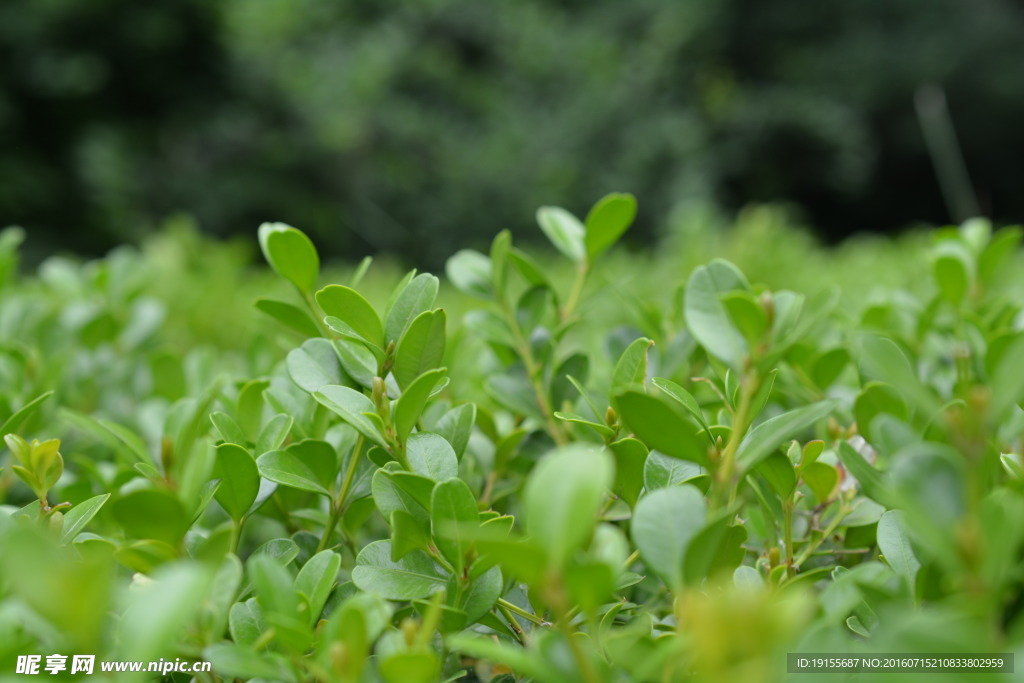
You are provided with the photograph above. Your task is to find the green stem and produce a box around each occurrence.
[560,261,590,324]
[782,499,795,579]
[497,602,526,644]
[302,290,331,338]
[794,501,850,568]
[230,517,244,555]
[317,501,344,553]
[711,369,761,509]
[317,435,364,553]
[497,598,547,626]
[498,299,568,446]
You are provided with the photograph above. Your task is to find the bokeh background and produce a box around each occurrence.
[3,0,1024,266]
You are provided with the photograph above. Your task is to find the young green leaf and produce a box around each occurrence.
[684,259,750,368]
[431,477,479,575]
[405,433,458,482]
[631,485,706,588]
[385,273,439,343]
[584,192,637,260]
[295,550,341,625]
[256,450,330,497]
[314,385,388,448]
[258,223,319,294]
[60,493,111,543]
[611,337,653,393]
[315,285,384,348]
[523,445,613,567]
[877,510,920,590]
[614,390,709,466]
[215,443,261,520]
[736,400,837,473]
[394,309,446,390]
[445,249,493,299]
[536,206,586,262]
[352,541,448,600]
[254,298,321,337]
[395,369,447,443]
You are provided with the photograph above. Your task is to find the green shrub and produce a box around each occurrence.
[1,199,1023,682]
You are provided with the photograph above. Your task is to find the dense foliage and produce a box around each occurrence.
[5,0,1024,262]
[1,199,1023,682]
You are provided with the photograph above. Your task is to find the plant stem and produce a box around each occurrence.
[560,261,590,323]
[496,598,547,626]
[794,501,850,568]
[711,369,761,509]
[317,435,363,553]
[782,499,795,579]
[497,602,526,644]
[317,501,344,553]
[498,299,568,446]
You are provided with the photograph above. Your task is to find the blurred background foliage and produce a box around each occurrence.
[3,0,1024,266]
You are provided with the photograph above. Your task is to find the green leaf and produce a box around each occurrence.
[584,192,637,259]
[651,377,705,422]
[385,273,439,343]
[112,489,190,545]
[405,433,458,481]
[524,445,613,567]
[210,411,247,446]
[254,298,320,337]
[314,385,388,448]
[614,390,708,466]
[508,247,553,290]
[316,285,384,348]
[390,509,430,560]
[257,414,294,455]
[644,450,703,491]
[395,368,447,442]
[257,450,330,496]
[720,291,767,345]
[352,541,448,600]
[258,222,319,294]
[394,309,446,390]
[854,382,908,444]
[229,601,264,647]
[812,348,849,389]
[446,249,493,299]
[536,206,586,262]
[373,467,430,525]
[460,566,502,624]
[60,493,111,543]
[683,517,747,583]
[608,438,647,506]
[736,400,837,473]
[250,553,300,618]
[684,260,750,367]
[295,550,341,625]
[632,485,706,588]
[285,439,338,491]
[215,444,261,520]
[430,404,476,460]
[755,452,796,499]
[932,240,974,304]
[836,441,889,504]
[877,510,920,589]
[431,477,479,575]
[0,390,54,438]
[989,333,1024,423]
[858,336,938,416]
[802,462,838,504]
[611,337,653,393]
